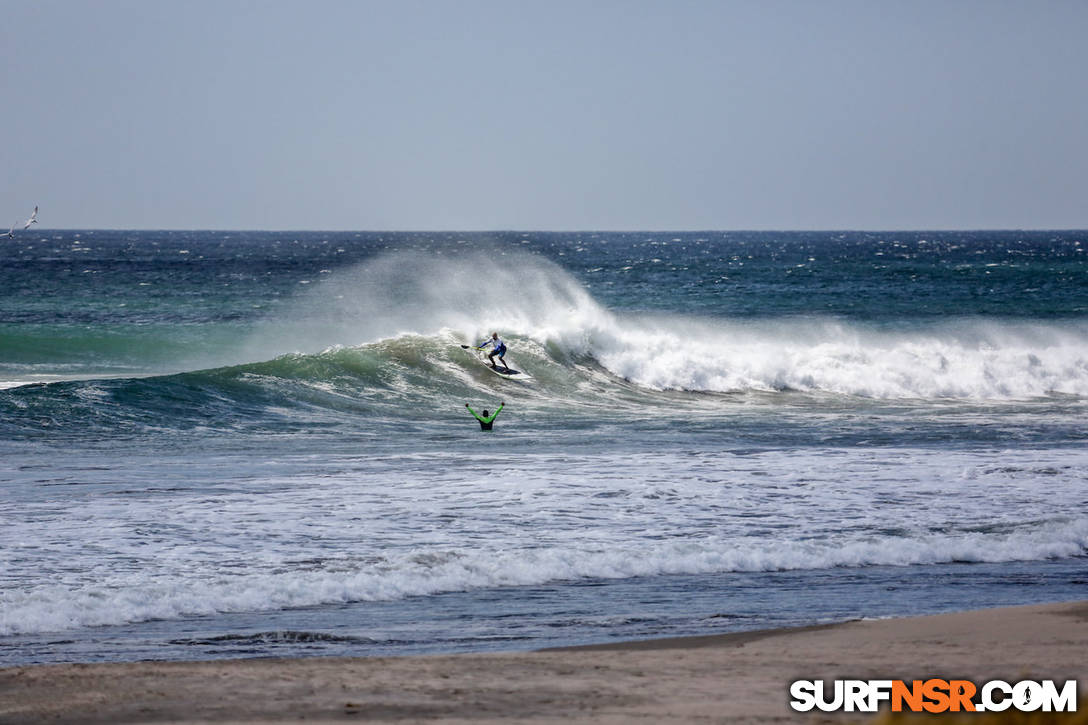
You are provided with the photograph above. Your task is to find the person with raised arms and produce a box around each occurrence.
[465,401,504,431]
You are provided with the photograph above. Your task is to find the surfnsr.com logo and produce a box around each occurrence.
[789,679,1078,713]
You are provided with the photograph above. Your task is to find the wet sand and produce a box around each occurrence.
[1,600,1085,723]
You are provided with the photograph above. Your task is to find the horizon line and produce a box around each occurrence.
[17,226,1088,234]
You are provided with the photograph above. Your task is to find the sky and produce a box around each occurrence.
[1,0,1086,231]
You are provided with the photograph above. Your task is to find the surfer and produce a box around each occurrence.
[466,402,504,431]
[478,332,509,371]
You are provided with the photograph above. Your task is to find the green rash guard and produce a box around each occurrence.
[467,403,504,430]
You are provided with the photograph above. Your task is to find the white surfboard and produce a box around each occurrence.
[462,345,533,382]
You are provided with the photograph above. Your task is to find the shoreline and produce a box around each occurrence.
[2,600,1085,723]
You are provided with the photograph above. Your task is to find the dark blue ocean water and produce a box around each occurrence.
[1,230,1086,665]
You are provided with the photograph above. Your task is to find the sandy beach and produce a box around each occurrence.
[1,600,1084,723]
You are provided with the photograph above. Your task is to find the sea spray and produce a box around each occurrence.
[239,248,609,361]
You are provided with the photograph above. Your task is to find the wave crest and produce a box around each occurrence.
[2,518,1084,636]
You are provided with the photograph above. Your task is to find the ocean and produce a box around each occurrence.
[1,230,1086,665]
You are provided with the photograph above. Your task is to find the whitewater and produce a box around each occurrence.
[1,230,1086,664]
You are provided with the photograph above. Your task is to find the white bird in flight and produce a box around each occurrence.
[23,205,37,230]
[5,223,13,239]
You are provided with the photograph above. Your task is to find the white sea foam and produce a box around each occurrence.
[2,518,1085,637]
[586,316,1088,399]
[2,446,1086,637]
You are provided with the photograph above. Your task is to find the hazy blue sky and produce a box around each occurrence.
[1,0,1085,230]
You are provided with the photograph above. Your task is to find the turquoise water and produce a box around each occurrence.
[1,230,1086,664]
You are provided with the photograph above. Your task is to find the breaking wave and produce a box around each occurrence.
[2,517,1085,637]
[3,250,1088,437]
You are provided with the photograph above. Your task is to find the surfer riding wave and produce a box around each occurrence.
[478,332,509,371]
